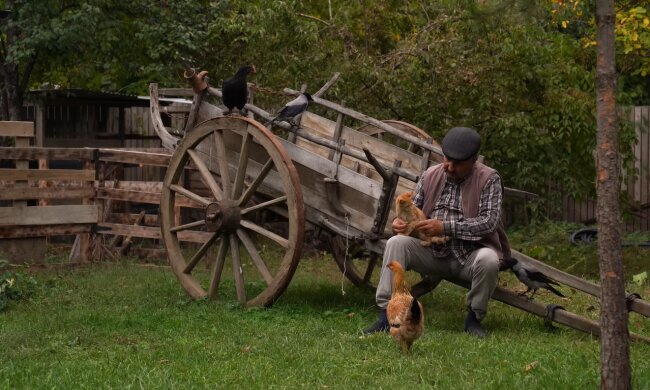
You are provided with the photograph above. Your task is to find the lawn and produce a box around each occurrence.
[1,222,649,389]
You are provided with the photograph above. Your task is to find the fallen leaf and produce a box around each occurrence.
[524,360,540,373]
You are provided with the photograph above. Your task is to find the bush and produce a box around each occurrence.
[0,260,37,312]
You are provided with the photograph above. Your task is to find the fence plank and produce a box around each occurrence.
[0,224,93,238]
[0,186,95,201]
[0,121,34,137]
[0,147,95,160]
[97,222,211,243]
[0,168,95,181]
[0,205,98,226]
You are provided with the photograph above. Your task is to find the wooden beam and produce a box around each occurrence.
[0,168,95,181]
[0,205,98,226]
[0,224,93,238]
[0,121,34,137]
[0,147,95,160]
[108,212,159,226]
[96,188,206,209]
[158,88,194,97]
[0,186,95,201]
[97,222,212,243]
[512,249,650,318]
[98,148,172,166]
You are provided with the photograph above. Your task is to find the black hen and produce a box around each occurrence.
[502,258,565,300]
[221,65,256,115]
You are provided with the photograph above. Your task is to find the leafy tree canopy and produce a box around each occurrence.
[1,0,647,210]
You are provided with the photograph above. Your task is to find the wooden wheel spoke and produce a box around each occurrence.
[240,219,289,249]
[183,233,220,274]
[171,219,206,233]
[213,130,232,197]
[170,184,212,207]
[362,254,379,284]
[230,235,247,304]
[232,131,252,199]
[236,228,273,285]
[238,158,274,206]
[159,116,304,307]
[208,234,230,299]
[241,196,287,216]
[187,149,224,201]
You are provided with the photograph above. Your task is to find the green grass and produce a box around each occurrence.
[1,222,649,389]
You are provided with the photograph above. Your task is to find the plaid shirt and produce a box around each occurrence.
[412,172,503,264]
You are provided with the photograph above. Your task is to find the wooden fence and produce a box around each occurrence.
[553,106,650,231]
[0,122,97,261]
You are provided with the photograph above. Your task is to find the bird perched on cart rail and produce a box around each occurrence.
[386,260,424,353]
[221,65,256,115]
[267,92,314,129]
[502,258,565,300]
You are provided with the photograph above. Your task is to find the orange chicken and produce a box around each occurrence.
[386,260,424,353]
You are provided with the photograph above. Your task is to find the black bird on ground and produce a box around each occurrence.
[221,65,256,115]
[268,93,314,128]
[502,258,565,300]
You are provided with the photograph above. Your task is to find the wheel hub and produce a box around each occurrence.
[205,200,241,233]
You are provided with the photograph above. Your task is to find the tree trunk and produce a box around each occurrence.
[595,1,630,389]
[0,0,31,122]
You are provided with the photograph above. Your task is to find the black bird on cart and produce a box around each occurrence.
[221,65,256,115]
[502,258,565,300]
[268,93,314,129]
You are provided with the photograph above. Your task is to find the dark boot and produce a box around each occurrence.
[362,309,389,335]
[464,308,487,338]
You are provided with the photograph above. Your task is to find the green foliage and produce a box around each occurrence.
[0,260,36,312]
[2,0,646,205]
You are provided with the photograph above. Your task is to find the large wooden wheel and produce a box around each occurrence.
[160,116,305,307]
[331,235,382,289]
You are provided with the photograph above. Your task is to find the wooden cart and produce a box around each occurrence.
[149,70,452,307]
[149,69,650,342]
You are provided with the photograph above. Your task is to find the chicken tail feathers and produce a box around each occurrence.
[409,297,422,323]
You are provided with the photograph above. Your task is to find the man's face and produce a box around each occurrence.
[443,156,475,181]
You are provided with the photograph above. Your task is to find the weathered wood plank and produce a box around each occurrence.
[108,212,159,226]
[0,147,95,160]
[0,224,93,238]
[448,278,650,344]
[102,180,163,192]
[300,112,426,176]
[0,121,34,137]
[284,87,445,156]
[98,148,172,166]
[158,88,194,97]
[97,222,212,243]
[0,168,95,181]
[511,249,650,317]
[96,188,207,208]
[0,186,95,201]
[0,205,98,226]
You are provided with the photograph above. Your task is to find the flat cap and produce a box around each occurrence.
[441,127,481,161]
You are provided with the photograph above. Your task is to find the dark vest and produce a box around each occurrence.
[421,162,511,260]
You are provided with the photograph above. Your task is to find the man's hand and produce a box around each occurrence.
[392,217,408,234]
[413,219,444,236]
